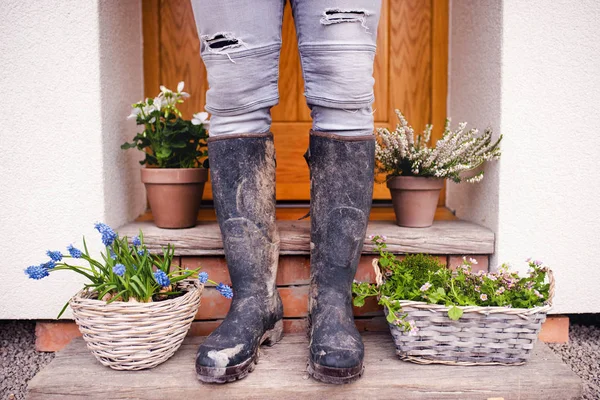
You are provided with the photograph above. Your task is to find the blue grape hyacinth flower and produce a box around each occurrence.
[132,236,141,246]
[198,272,209,284]
[154,270,171,287]
[42,260,56,270]
[25,265,50,280]
[46,250,62,262]
[216,283,234,299]
[112,263,126,277]
[94,222,117,247]
[67,244,82,258]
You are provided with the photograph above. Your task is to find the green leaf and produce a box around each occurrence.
[353,296,365,307]
[379,258,389,267]
[386,309,396,323]
[448,305,463,321]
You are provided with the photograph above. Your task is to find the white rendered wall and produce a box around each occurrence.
[448,0,600,313]
[0,0,146,319]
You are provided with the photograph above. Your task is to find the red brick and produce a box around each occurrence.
[35,321,81,352]
[353,296,384,317]
[181,257,229,286]
[539,315,569,344]
[355,317,389,332]
[277,256,310,285]
[195,286,310,320]
[448,255,489,273]
[187,318,308,336]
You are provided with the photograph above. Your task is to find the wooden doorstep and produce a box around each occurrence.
[27,333,581,400]
[118,219,494,256]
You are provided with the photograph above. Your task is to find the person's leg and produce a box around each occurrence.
[290,0,382,384]
[190,0,285,384]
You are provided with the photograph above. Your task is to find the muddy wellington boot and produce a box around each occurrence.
[306,130,375,384]
[195,132,284,383]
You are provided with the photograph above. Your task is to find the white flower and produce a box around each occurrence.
[153,96,164,111]
[192,112,209,126]
[160,84,172,95]
[176,81,190,98]
[127,107,141,120]
[407,320,419,336]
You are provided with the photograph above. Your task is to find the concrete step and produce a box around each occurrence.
[27,333,581,400]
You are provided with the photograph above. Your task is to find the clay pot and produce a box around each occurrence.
[387,176,444,228]
[141,168,208,229]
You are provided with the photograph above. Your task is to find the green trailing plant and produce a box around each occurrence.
[375,110,502,183]
[352,235,551,333]
[25,223,232,318]
[122,81,209,168]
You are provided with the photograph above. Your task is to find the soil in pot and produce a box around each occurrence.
[387,176,444,228]
[141,168,208,229]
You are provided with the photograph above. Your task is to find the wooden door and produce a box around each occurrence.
[143,0,448,203]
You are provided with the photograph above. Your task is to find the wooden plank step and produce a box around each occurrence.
[118,220,494,256]
[28,333,581,400]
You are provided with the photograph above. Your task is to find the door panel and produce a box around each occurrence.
[143,0,448,202]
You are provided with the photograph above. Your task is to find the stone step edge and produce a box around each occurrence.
[118,219,495,256]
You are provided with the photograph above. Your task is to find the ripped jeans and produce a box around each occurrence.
[191,0,382,136]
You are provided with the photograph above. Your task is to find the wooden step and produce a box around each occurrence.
[117,219,495,256]
[27,333,581,400]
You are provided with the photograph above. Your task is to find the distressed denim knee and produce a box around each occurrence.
[201,43,280,135]
[293,1,381,136]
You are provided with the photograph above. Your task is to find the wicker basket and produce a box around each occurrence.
[373,259,554,366]
[69,279,202,370]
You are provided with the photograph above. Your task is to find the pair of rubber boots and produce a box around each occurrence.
[196,131,374,384]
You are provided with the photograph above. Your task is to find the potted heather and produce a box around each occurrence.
[25,223,233,370]
[353,236,553,365]
[375,110,502,227]
[122,81,209,229]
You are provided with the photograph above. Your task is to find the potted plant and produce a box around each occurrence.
[122,81,209,229]
[353,236,553,365]
[25,223,233,370]
[375,110,502,227]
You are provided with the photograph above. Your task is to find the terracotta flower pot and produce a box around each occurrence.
[141,168,208,229]
[387,176,444,228]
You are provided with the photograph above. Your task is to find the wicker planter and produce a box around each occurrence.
[69,279,202,370]
[373,259,554,366]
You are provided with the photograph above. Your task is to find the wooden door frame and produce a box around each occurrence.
[142,0,449,204]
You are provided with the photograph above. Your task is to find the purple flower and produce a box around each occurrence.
[25,265,49,280]
[112,263,126,277]
[132,236,141,246]
[154,270,170,287]
[46,250,62,262]
[67,244,82,258]
[95,222,117,247]
[198,272,209,284]
[216,283,233,299]
[420,282,432,292]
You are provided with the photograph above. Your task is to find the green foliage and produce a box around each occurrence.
[52,231,199,317]
[353,236,551,333]
[122,82,209,169]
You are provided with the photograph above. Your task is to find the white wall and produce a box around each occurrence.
[0,0,146,319]
[448,0,600,314]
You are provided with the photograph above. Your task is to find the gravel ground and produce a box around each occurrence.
[548,315,600,400]
[0,319,598,399]
[0,321,54,400]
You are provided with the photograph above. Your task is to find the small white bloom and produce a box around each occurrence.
[191,112,209,126]
[420,282,432,292]
[469,258,478,265]
[127,107,141,120]
[177,81,184,93]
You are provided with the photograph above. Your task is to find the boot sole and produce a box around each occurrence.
[197,319,284,384]
[307,359,364,384]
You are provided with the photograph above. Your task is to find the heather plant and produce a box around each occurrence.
[25,223,232,317]
[122,81,209,168]
[375,110,502,183]
[352,236,551,333]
